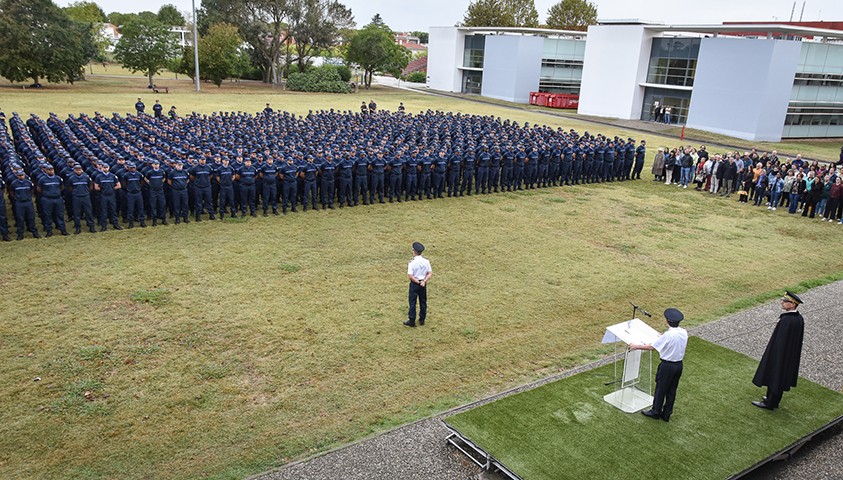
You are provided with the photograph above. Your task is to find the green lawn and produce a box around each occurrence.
[445,337,843,480]
[2,78,843,479]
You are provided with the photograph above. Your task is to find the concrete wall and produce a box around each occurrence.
[686,37,802,142]
[427,27,464,93]
[577,25,656,119]
[481,35,543,103]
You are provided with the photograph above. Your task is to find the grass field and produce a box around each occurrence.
[445,337,843,480]
[2,77,843,479]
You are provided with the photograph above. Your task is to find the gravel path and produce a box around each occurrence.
[255,281,843,480]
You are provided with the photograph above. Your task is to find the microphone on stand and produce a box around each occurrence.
[630,301,652,318]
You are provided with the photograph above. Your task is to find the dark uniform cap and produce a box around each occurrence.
[782,291,803,305]
[664,308,684,323]
[412,242,424,253]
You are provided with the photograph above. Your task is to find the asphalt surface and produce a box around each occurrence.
[254,281,843,480]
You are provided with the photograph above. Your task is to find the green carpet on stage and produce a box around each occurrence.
[445,337,843,480]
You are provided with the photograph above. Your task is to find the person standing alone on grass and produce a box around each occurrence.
[404,242,432,328]
[629,308,688,422]
[752,291,805,410]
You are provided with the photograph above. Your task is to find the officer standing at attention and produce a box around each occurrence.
[122,162,146,228]
[0,174,10,241]
[303,155,320,211]
[217,157,236,219]
[630,308,688,422]
[37,164,69,236]
[67,163,96,234]
[281,157,299,214]
[10,169,41,239]
[320,153,336,209]
[167,161,190,224]
[259,156,280,215]
[147,159,168,225]
[238,157,258,217]
[153,100,163,119]
[633,139,647,180]
[751,291,805,410]
[94,162,123,231]
[190,156,214,221]
[135,98,145,115]
[404,241,432,328]
[264,103,274,114]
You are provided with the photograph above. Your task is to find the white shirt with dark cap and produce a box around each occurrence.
[651,327,688,362]
[408,255,431,282]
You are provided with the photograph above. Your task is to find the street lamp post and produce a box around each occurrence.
[192,0,200,92]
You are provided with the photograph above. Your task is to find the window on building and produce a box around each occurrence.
[646,38,701,87]
[463,35,485,69]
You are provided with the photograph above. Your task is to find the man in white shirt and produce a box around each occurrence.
[404,242,432,327]
[630,308,688,422]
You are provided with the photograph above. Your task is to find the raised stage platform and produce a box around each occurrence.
[444,337,843,480]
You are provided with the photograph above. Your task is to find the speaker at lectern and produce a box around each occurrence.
[601,318,660,412]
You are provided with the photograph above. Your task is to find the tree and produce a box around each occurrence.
[344,23,410,88]
[108,11,156,26]
[545,0,597,31]
[0,0,94,85]
[64,1,112,68]
[114,17,180,88]
[157,4,186,26]
[410,30,428,44]
[179,23,243,86]
[288,0,355,72]
[463,0,538,28]
[63,1,107,23]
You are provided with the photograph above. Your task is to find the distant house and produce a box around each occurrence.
[394,32,427,53]
[98,23,120,52]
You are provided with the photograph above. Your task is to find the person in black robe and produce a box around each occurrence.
[751,291,805,410]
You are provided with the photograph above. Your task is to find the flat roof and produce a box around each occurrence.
[647,23,843,39]
[455,26,586,37]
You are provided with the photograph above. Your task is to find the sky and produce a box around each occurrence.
[56,0,843,33]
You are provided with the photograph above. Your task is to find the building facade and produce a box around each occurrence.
[428,22,843,141]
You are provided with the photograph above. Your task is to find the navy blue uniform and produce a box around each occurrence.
[239,163,258,216]
[94,170,121,229]
[168,168,190,223]
[633,143,646,179]
[353,156,369,205]
[320,159,336,208]
[122,169,146,226]
[303,160,319,210]
[190,162,214,220]
[281,162,299,213]
[388,156,403,202]
[10,176,40,239]
[260,162,279,214]
[147,166,168,224]
[217,163,236,218]
[370,155,387,203]
[337,157,353,207]
[433,154,447,198]
[68,171,96,232]
[38,173,68,235]
[0,178,9,240]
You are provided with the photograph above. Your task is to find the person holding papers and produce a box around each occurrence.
[629,308,688,422]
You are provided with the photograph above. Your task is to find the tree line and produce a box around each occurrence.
[0,0,410,89]
[462,0,598,31]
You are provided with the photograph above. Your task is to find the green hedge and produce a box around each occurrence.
[286,65,352,93]
[404,71,426,83]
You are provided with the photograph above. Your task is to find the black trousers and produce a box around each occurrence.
[408,282,427,324]
[765,388,783,408]
[652,359,683,419]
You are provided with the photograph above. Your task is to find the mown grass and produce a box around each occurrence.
[446,337,843,480]
[2,82,843,479]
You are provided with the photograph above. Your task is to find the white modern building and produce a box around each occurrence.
[428,27,586,104]
[427,22,843,141]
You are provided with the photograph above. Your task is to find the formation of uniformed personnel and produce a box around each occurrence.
[1,107,656,240]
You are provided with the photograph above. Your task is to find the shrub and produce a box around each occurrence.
[405,71,426,83]
[286,65,352,93]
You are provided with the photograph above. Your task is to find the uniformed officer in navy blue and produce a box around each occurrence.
[135,98,145,115]
[67,163,96,233]
[320,153,336,209]
[623,138,635,180]
[260,156,280,215]
[433,150,447,198]
[337,152,353,207]
[302,155,320,211]
[476,146,491,193]
[153,100,163,119]
[281,157,299,214]
[122,161,146,228]
[217,156,236,219]
[0,173,12,241]
[167,160,190,224]
[239,157,258,216]
[446,148,461,197]
[370,150,387,204]
[190,156,214,221]
[633,139,647,180]
[630,308,688,422]
[9,169,41,240]
[353,151,369,205]
[37,164,69,236]
[387,150,404,203]
[94,162,123,230]
[147,159,168,226]
[460,148,475,195]
[405,150,418,201]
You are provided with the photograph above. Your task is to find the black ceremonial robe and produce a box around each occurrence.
[752,311,805,393]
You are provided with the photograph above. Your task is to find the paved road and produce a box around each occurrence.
[255,281,843,480]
